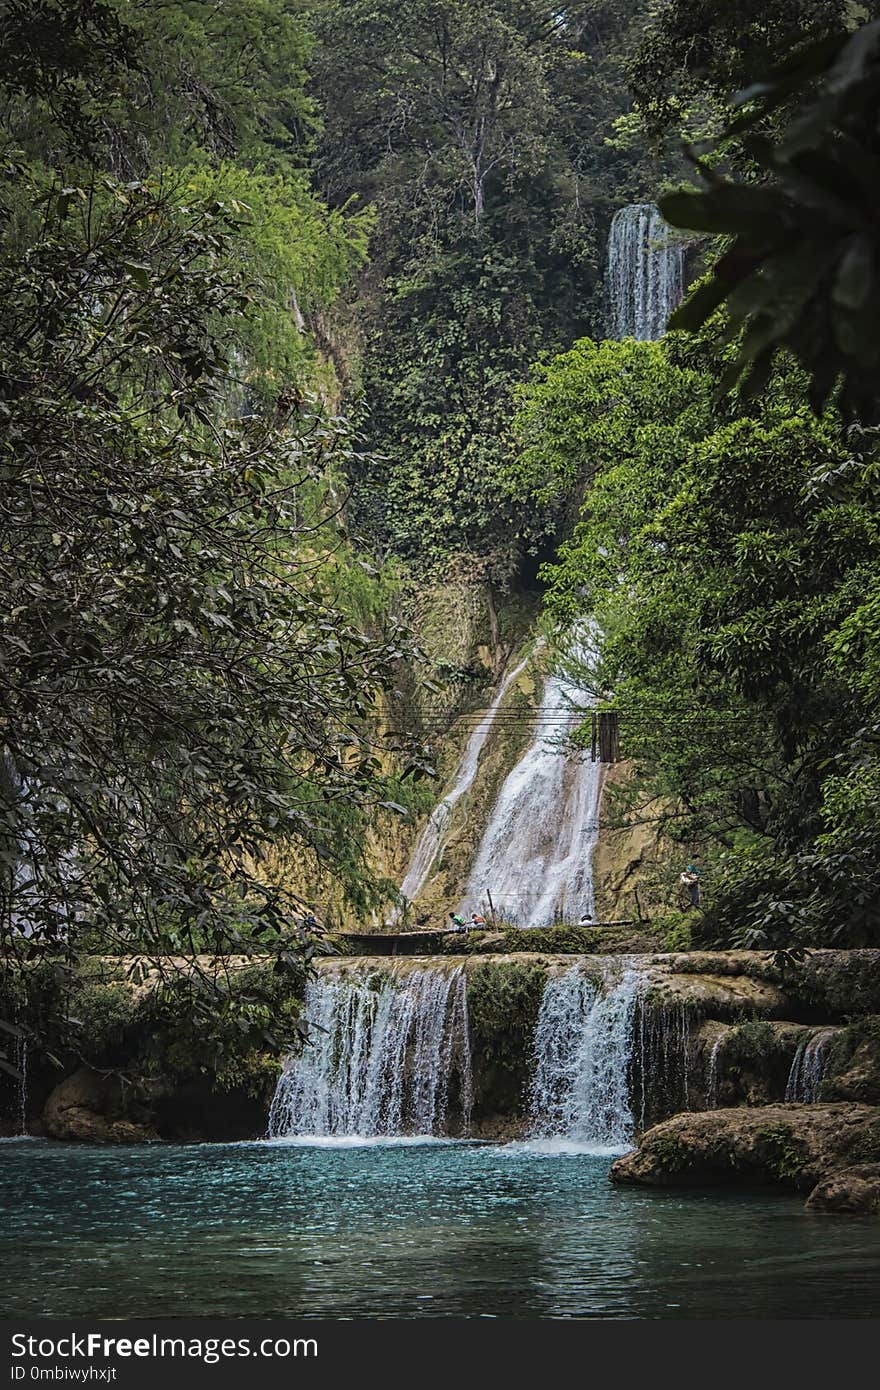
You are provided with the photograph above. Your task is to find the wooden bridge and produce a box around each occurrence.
[335,923,634,956]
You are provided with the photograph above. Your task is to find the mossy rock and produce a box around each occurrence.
[823,1016,880,1104]
[467,959,547,1119]
[611,1103,880,1195]
[806,1163,880,1213]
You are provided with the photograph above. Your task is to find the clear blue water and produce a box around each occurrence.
[3,1137,880,1318]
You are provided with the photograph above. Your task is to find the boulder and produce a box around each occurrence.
[805,1163,880,1214]
[43,1068,159,1143]
[610,1103,880,1193]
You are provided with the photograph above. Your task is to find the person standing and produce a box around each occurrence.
[680,865,702,908]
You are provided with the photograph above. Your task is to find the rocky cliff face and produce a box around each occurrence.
[591,761,675,923]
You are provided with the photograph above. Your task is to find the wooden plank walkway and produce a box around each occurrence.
[336,923,634,956]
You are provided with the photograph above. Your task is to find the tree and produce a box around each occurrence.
[628,0,853,149]
[0,1,417,1082]
[660,13,880,416]
[510,331,880,948]
[308,0,672,577]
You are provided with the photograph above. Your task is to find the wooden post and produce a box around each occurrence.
[597,710,620,763]
[486,888,497,926]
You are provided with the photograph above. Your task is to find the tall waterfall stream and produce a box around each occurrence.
[394,650,532,915]
[396,203,684,928]
[607,202,684,341]
[458,655,603,927]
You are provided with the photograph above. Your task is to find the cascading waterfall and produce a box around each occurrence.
[529,965,642,1150]
[459,648,602,927]
[705,1036,723,1110]
[785,1028,838,1103]
[395,651,533,914]
[15,1035,28,1136]
[636,1000,692,1128]
[268,965,472,1138]
[608,203,684,342]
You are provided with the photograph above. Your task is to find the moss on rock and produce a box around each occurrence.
[823,1016,880,1105]
[805,1163,880,1213]
[610,1103,880,1198]
[467,958,547,1121]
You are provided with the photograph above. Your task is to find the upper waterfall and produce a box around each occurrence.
[395,650,532,915]
[458,646,601,927]
[608,203,684,341]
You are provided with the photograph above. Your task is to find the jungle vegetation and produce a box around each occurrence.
[3,0,880,1084]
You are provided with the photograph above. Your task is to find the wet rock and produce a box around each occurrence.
[43,1068,159,1143]
[805,1163,880,1214]
[610,1103,880,1192]
[642,970,793,1020]
[690,1019,817,1109]
[822,1020,880,1104]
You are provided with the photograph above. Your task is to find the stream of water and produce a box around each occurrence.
[268,966,472,1139]
[458,657,602,927]
[395,652,532,913]
[529,966,641,1150]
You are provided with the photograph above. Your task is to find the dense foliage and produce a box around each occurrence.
[661,13,880,416]
[6,0,880,1070]
[0,0,415,1078]
[511,326,880,948]
[309,0,675,578]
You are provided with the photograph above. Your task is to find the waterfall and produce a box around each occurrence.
[635,999,692,1128]
[608,203,684,341]
[395,652,533,914]
[705,1036,723,1110]
[268,965,472,1139]
[529,965,642,1150]
[785,1028,837,1103]
[458,651,602,927]
[15,1034,28,1136]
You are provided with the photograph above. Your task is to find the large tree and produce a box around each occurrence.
[308,0,667,577]
[0,0,413,1075]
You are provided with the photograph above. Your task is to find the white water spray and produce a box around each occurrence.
[705,1036,723,1110]
[459,649,602,927]
[608,203,684,342]
[395,652,533,914]
[528,965,642,1150]
[268,965,472,1138]
[785,1028,837,1103]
